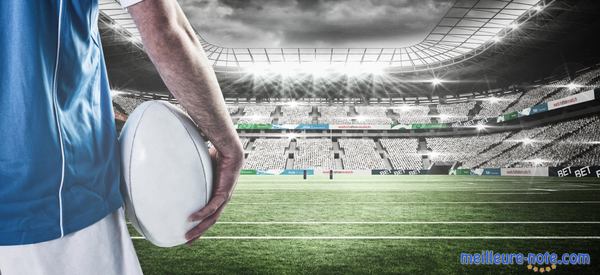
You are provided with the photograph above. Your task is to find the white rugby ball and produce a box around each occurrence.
[119,100,213,247]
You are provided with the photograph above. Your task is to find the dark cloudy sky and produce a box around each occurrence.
[179,0,452,48]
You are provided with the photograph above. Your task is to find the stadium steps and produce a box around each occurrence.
[375,140,394,170]
[418,138,430,169]
[285,141,297,169]
[468,101,483,119]
[428,104,438,123]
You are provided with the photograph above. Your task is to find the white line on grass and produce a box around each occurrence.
[529,188,558,192]
[232,188,600,194]
[215,221,600,225]
[130,236,600,240]
[476,192,550,195]
[229,201,600,205]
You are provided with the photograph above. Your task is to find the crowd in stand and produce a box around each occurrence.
[380,138,422,170]
[339,139,386,170]
[482,117,597,168]
[242,138,289,169]
[391,105,431,124]
[293,139,334,170]
[318,106,352,124]
[475,93,522,118]
[516,116,600,167]
[437,101,475,123]
[237,105,275,124]
[278,105,314,124]
[112,96,146,114]
[354,106,393,125]
[426,132,511,167]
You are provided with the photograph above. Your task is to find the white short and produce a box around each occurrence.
[0,208,143,275]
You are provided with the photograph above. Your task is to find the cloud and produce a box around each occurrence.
[179,0,452,48]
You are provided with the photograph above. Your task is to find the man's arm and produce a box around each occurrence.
[127,0,244,242]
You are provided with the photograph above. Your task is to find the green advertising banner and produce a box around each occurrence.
[497,111,519,123]
[411,123,449,130]
[240,169,257,175]
[237,124,273,130]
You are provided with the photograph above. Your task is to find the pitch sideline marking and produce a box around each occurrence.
[215,221,600,225]
[130,236,600,240]
[476,192,549,195]
[229,201,600,205]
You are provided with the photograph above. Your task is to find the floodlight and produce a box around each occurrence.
[510,23,520,30]
[492,36,503,43]
[533,5,543,12]
[399,105,412,112]
[476,124,487,131]
[530,158,545,166]
[431,78,443,86]
[522,138,534,145]
[354,116,366,122]
[286,133,297,140]
[489,97,500,104]
[110,90,127,97]
[439,114,449,121]
[566,83,580,91]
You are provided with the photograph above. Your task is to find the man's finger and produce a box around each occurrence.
[185,202,227,241]
[188,194,228,222]
[185,215,219,241]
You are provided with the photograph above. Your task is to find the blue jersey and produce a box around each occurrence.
[0,0,123,245]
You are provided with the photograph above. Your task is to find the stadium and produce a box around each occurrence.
[99,0,600,274]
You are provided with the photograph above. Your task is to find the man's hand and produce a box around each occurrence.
[185,147,243,243]
[127,0,244,243]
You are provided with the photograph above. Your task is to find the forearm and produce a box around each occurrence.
[129,1,242,156]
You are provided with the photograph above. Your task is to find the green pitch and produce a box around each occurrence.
[131,176,600,274]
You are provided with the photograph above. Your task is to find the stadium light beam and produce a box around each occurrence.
[567,83,581,91]
[431,78,443,86]
[476,124,487,131]
[522,138,534,145]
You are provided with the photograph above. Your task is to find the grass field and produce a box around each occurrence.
[131,175,600,274]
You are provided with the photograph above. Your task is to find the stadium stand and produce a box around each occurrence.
[426,132,512,168]
[475,93,522,118]
[380,138,422,170]
[318,106,352,124]
[516,116,600,167]
[112,95,145,114]
[481,117,597,168]
[243,138,289,169]
[339,139,386,170]
[279,105,314,124]
[237,105,275,124]
[227,106,239,115]
[354,106,393,125]
[437,101,475,123]
[293,139,335,170]
[391,105,431,124]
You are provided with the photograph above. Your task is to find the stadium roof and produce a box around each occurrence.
[100,0,550,73]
